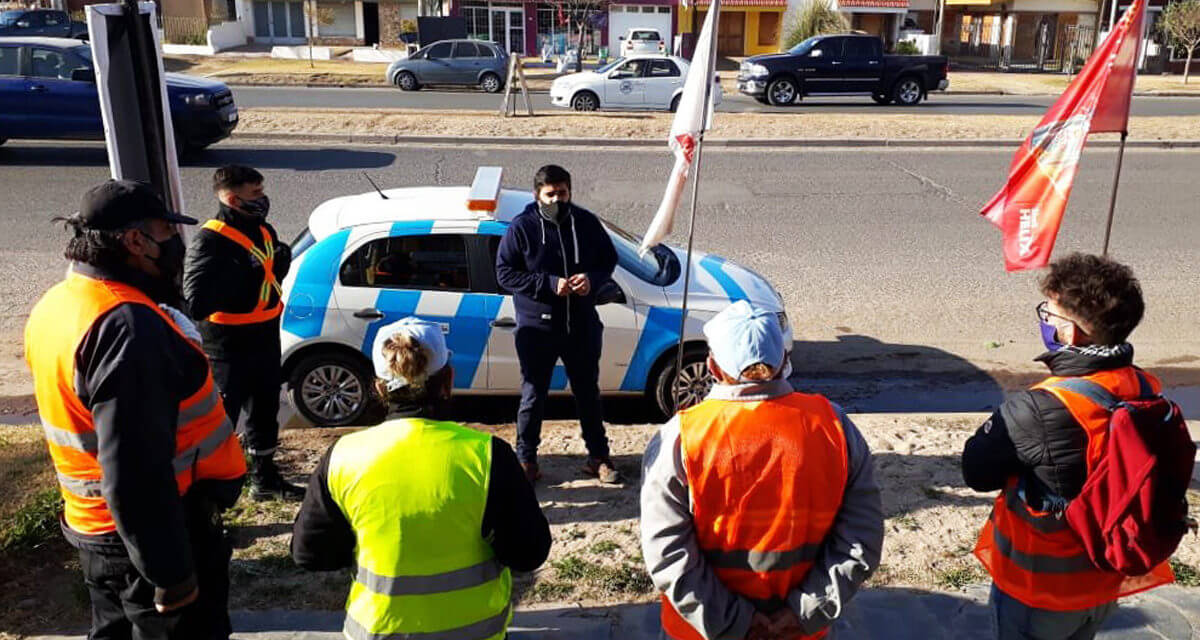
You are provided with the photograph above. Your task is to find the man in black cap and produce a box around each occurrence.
[25,180,247,640]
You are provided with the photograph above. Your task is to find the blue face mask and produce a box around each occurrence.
[1040,320,1065,352]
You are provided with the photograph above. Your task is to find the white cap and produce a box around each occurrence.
[702,300,786,383]
[372,318,452,391]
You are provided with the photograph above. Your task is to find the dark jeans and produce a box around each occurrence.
[514,324,608,464]
[80,497,233,640]
[210,352,281,456]
[991,584,1117,640]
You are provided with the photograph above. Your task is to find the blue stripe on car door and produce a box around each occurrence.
[283,229,351,339]
[699,255,748,301]
[620,306,684,392]
[360,290,422,354]
[445,293,504,389]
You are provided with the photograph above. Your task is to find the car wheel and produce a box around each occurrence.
[766,77,798,106]
[650,346,713,420]
[572,90,599,112]
[669,94,681,113]
[395,71,419,91]
[480,72,503,93]
[893,77,923,106]
[871,93,893,105]
[288,350,375,426]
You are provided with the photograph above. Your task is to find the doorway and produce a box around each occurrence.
[363,2,379,45]
[489,6,524,53]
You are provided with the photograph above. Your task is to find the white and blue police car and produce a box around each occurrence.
[280,167,791,426]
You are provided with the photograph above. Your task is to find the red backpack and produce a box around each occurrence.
[1058,377,1197,577]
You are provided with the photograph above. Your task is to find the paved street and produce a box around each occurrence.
[230,85,1200,116]
[2,140,1198,414]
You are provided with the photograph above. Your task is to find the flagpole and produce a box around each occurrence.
[673,0,720,411]
[1101,131,1128,257]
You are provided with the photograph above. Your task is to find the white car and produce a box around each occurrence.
[279,167,791,426]
[619,28,665,56]
[550,55,722,112]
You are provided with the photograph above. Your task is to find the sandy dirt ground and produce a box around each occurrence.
[234,107,1200,141]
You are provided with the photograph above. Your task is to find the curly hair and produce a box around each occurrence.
[739,363,777,381]
[373,332,431,401]
[1040,253,1144,346]
[55,216,146,272]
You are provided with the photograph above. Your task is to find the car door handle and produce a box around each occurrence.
[353,308,384,320]
[831,61,843,65]
[869,60,880,65]
[489,318,516,328]
[28,84,47,92]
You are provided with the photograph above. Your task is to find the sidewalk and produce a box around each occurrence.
[29,584,1200,639]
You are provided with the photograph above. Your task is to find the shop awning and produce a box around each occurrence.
[838,0,911,8]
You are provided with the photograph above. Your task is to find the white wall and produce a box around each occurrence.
[321,0,357,36]
[208,19,249,50]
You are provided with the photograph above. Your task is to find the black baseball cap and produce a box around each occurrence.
[74,180,198,231]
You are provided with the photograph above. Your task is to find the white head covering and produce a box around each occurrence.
[371,317,452,391]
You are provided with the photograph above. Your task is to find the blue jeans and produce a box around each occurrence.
[991,584,1116,640]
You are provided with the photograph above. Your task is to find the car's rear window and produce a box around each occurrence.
[632,30,660,40]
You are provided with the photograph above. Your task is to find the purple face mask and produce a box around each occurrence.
[1040,320,1065,352]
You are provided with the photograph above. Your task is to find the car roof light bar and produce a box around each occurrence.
[467,166,503,214]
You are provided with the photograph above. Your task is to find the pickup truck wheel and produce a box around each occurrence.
[572,91,599,111]
[871,93,893,105]
[766,78,798,106]
[395,71,419,91]
[893,77,923,105]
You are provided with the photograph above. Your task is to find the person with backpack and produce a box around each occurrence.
[963,253,1194,640]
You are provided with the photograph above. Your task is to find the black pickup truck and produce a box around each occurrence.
[737,34,948,106]
[0,10,87,39]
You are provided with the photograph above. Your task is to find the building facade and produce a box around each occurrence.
[677,0,786,57]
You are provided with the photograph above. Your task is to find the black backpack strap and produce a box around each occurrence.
[1132,369,1158,400]
[1042,378,1121,412]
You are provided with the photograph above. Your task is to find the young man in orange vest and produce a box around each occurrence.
[184,165,303,501]
[26,180,247,639]
[963,253,1174,640]
[640,300,884,640]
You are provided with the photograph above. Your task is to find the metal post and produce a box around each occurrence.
[672,0,719,411]
[1101,132,1128,257]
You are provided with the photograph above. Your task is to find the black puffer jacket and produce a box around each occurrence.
[961,345,1137,507]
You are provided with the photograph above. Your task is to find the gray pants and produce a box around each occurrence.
[991,584,1116,640]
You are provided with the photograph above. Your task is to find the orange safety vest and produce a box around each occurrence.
[202,219,283,326]
[25,271,246,536]
[662,392,849,640]
[973,366,1175,611]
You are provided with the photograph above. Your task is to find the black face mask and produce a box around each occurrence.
[149,232,186,291]
[239,195,270,219]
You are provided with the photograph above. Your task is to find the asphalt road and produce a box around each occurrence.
[230,85,1200,117]
[2,140,1198,413]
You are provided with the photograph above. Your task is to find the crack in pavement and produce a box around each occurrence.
[433,153,445,185]
[885,159,977,212]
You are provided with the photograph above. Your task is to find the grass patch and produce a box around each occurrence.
[224,491,298,528]
[1170,558,1200,588]
[549,556,653,596]
[590,540,621,555]
[1,488,62,552]
[892,515,919,531]
[935,564,987,590]
[527,580,575,600]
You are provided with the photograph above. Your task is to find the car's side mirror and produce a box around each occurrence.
[810,49,823,58]
[595,280,626,306]
[71,67,95,82]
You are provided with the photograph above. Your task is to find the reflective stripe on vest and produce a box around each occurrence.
[327,418,511,640]
[202,220,283,326]
[25,271,247,535]
[661,392,848,640]
[973,366,1175,611]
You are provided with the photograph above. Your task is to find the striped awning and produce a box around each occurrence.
[694,0,788,6]
[838,0,910,7]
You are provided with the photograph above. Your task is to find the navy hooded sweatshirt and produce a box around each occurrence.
[495,201,618,332]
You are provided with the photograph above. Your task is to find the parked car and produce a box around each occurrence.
[550,55,721,112]
[0,10,86,39]
[619,28,665,57]
[386,39,509,93]
[0,37,238,152]
[737,33,948,106]
[279,166,791,426]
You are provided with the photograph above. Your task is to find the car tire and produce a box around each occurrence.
[480,72,503,93]
[669,94,681,113]
[288,350,376,427]
[572,90,599,112]
[893,77,923,106]
[649,346,713,420]
[871,93,893,105]
[395,71,419,91]
[766,77,798,106]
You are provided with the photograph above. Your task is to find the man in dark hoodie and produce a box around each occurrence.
[496,165,620,485]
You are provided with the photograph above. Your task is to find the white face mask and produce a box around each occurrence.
[537,200,563,221]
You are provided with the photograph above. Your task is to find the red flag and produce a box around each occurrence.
[981,0,1145,272]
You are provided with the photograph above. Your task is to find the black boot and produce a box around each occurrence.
[248,455,306,502]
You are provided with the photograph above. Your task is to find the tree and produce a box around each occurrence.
[1161,0,1200,83]
[304,0,336,68]
[783,0,848,50]
[549,0,610,72]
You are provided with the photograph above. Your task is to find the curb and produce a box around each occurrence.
[229,131,1200,149]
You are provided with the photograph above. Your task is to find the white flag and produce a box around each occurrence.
[639,0,720,256]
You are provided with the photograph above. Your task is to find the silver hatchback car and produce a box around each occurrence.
[386,39,510,93]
